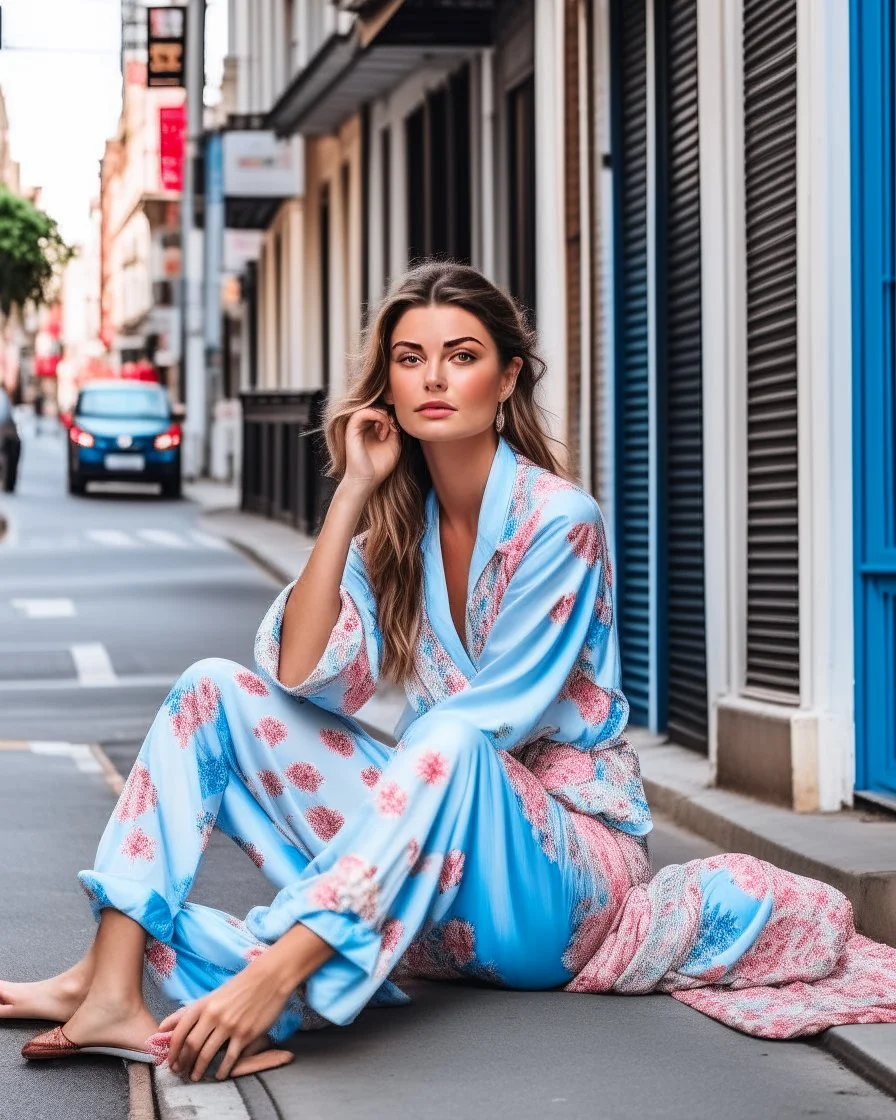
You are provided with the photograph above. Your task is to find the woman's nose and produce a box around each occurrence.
[423,361,446,389]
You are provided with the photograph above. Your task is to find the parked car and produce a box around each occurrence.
[66,380,182,498]
[0,388,21,493]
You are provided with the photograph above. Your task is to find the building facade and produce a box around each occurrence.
[222,0,893,817]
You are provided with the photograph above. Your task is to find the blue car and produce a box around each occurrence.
[67,380,182,499]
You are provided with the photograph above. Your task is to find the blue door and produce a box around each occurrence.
[851,0,896,799]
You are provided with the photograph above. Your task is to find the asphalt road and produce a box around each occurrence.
[1,426,893,1120]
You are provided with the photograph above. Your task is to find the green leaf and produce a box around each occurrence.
[0,188,75,317]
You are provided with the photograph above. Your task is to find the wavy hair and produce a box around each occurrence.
[322,260,568,685]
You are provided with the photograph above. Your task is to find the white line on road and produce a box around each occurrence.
[86,529,137,548]
[10,598,76,618]
[28,741,103,775]
[189,529,231,551]
[0,673,175,692]
[137,529,189,549]
[70,642,119,687]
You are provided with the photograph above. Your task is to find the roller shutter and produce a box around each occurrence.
[743,0,799,697]
[611,0,650,725]
[658,0,707,750]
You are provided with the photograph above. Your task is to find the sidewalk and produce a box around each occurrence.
[178,487,896,1114]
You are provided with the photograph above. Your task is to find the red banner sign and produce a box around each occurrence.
[159,104,186,192]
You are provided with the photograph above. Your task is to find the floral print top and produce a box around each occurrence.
[255,436,652,837]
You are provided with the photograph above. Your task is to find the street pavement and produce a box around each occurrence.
[1,426,894,1119]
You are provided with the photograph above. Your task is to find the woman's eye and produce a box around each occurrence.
[398,354,421,365]
[453,351,475,363]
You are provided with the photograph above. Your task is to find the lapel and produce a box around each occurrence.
[422,437,518,676]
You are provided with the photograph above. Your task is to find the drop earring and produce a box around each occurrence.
[495,399,505,434]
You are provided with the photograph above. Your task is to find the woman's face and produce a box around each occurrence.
[383,304,521,444]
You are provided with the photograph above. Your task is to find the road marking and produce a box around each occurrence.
[28,741,103,775]
[0,672,175,692]
[137,529,189,549]
[11,597,76,618]
[189,529,230,551]
[86,529,137,548]
[153,1066,250,1120]
[71,642,118,687]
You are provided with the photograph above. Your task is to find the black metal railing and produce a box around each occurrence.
[240,390,335,536]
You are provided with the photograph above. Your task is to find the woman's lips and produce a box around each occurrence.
[417,406,456,417]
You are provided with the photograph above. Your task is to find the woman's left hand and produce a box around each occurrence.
[160,960,292,1081]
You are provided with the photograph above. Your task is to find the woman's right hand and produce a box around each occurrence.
[341,406,401,495]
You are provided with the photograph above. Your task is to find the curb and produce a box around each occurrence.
[823,1026,896,1101]
[128,1061,158,1120]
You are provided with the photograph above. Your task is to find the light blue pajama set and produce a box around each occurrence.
[79,437,655,1040]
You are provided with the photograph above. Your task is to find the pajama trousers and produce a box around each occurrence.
[78,658,644,1039]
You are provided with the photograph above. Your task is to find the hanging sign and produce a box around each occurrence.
[159,103,186,191]
[147,6,186,88]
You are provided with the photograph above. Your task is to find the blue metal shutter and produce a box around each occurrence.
[657,0,708,751]
[611,0,650,725]
[743,0,800,696]
[851,0,896,801]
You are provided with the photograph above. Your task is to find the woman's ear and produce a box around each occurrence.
[501,357,523,400]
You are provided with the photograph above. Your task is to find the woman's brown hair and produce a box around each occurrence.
[322,260,567,685]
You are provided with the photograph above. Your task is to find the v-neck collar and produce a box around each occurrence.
[422,436,517,673]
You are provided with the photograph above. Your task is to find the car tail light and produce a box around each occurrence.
[69,424,95,448]
[154,424,182,451]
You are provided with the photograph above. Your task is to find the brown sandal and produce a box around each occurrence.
[22,1024,157,1064]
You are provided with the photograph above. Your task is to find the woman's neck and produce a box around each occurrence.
[422,434,500,535]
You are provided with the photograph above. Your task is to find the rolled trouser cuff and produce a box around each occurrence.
[78,870,176,943]
[246,901,381,1027]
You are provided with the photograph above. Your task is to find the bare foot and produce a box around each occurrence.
[61,995,158,1055]
[0,967,91,1024]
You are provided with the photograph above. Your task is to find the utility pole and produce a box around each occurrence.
[180,0,207,478]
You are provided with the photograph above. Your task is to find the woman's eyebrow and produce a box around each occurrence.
[443,336,484,349]
[390,337,484,351]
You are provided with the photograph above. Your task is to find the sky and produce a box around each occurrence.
[0,0,227,245]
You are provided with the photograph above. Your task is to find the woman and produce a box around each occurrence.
[3,262,895,1084]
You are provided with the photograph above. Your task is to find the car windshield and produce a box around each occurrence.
[77,388,170,420]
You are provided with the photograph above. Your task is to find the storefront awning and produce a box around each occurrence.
[269,0,495,137]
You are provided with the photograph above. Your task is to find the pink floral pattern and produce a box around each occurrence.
[285,761,324,792]
[320,728,355,757]
[169,677,220,748]
[257,769,284,797]
[145,939,176,978]
[414,750,450,786]
[253,716,289,748]
[115,762,158,822]
[550,593,576,624]
[567,522,601,567]
[120,827,156,862]
[234,669,269,696]
[305,805,345,841]
[375,781,409,817]
[309,854,379,921]
[360,765,381,787]
[438,850,465,893]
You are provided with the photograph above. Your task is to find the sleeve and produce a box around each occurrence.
[400,495,616,754]
[253,537,381,716]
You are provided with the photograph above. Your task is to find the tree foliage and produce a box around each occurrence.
[0,188,74,318]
